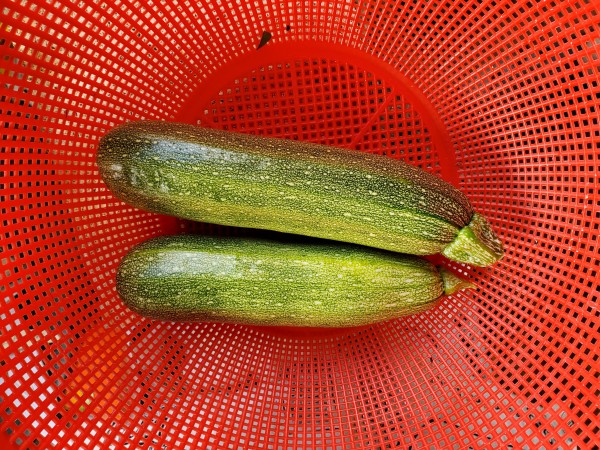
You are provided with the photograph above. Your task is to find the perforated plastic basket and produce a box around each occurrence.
[1,0,599,448]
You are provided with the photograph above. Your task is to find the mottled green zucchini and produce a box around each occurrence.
[116,235,473,327]
[97,121,503,266]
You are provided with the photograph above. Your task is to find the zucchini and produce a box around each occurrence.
[97,121,503,267]
[116,235,474,327]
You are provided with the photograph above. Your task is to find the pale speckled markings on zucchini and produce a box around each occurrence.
[97,120,504,266]
[115,234,475,328]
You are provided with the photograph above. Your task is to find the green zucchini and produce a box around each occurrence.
[97,121,503,267]
[116,234,474,327]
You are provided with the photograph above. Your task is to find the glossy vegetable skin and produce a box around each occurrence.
[97,121,504,266]
[116,235,474,328]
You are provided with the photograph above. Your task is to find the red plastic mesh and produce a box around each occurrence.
[1,0,599,448]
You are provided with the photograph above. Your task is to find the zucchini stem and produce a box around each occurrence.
[442,213,504,267]
[438,267,477,296]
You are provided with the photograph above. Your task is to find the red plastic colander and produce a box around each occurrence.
[2,0,599,448]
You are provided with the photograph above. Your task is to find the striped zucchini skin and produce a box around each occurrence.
[116,235,472,327]
[97,121,503,267]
